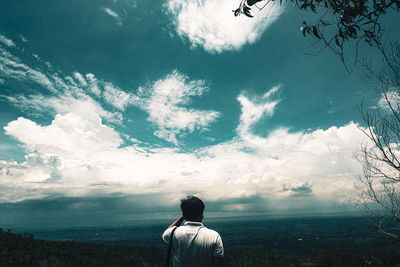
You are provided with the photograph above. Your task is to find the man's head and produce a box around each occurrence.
[180,196,205,222]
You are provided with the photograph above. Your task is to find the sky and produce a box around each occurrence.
[0,0,398,227]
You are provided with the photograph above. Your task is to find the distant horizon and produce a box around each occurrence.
[3,207,363,231]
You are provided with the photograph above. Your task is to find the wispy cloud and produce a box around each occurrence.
[237,86,280,138]
[3,94,121,123]
[73,72,88,87]
[0,43,136,119]
[0,34,15,47]
[0,46,56,92]
[19,34,28,43]
[103,82,139,111]
[165,0,282,53]
[137,70,220,145]
[378,90,400,112]
[102,7,123,26]
[85,73,101,96]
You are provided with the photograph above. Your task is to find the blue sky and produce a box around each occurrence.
[0,0,397,226]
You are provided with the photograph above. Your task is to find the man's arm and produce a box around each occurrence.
[167,215,184,229]
[212,257,225,267]
[161,215,184,244]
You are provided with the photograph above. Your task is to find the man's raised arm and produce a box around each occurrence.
[161,215,184,245]
[167,215,184,229]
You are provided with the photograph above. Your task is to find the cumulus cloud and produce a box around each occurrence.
[1,117,367,209]
[282,183,313,197]
[5,114,122,159]
[1,86,368,210]
[165,0,282,52]
[137,70,220,144]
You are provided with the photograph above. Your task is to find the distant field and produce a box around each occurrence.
[7,215,399,266]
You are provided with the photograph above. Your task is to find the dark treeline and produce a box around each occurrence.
[0,228,165,267]
[1,225,400,267]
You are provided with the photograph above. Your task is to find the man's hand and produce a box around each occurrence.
[167,215,184,229]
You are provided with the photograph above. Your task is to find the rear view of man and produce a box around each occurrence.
[161,196,224,267]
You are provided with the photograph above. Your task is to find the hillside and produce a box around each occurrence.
[2,217,400,267]
[0,228,165,267]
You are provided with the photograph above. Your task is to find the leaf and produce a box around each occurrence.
[335,36,340,46]
[244,9,254,17]
[365,30,374,38]
[312,26,321,39]
[320,19,330,26]
[302,26,307,37]
[338,28,344,38]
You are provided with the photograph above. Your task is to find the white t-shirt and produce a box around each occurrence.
[162,221,224,267]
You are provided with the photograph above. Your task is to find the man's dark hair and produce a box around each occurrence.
[180,196,205,221]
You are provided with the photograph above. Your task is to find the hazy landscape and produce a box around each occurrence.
[2,215,400,266]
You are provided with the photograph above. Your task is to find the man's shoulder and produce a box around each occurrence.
[200,227,222,238]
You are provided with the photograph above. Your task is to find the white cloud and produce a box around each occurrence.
[103,82,139,110]
[3,94,121,123]
[85,73,101,96]
[165,0,282,52]
[0,34,15,47]
[1,118,367,207]
[0,39,370,212]
[0,85,369,208]
[102,7,123,26]
[378,90,400,112]
[19,34,28,43]
[0,41,135,117]
[5,114,122,159]
[0,47,56,92]
[237,85,280,137]
[73,72,88,87]
[138,70,220,144]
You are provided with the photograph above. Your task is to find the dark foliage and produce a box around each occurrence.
[234,0,400,70]
[0,228,165,267]
[2,217,400,266]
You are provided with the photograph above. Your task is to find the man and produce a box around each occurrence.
[161,196,224,267]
